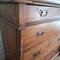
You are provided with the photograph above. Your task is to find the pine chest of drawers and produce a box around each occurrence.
[0,0,60,60]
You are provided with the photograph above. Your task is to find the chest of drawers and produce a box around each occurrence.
[0,0,60,60]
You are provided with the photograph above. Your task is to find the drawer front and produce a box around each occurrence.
[23,40,48,60]
[21,21,57,51]
[26,5,60,23]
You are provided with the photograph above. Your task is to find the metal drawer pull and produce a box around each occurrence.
[38,9,48,17]
[36,31,44,36]
[34,51,41,57]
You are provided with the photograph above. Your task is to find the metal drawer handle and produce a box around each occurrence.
[36,31,44,36]
[34,51,41,57]
[38,9,48,17]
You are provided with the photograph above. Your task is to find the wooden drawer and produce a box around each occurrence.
[21,22,57,51]
[26,5,60,23]
[23,40,48,60]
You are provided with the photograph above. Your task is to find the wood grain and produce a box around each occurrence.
[23,40,48,60]
[0,3,19,26]
[19,4,26,29]
[46,44,59,60]
[0,17,18,60]
[26,5,60,23]
[21,21,58,51]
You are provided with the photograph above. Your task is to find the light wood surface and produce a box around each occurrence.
[26,5,60,23]
[23,40,48,60]
[21,21,59,51]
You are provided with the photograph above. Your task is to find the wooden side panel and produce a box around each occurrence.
[0,3,19,26]
[0,17,18,60]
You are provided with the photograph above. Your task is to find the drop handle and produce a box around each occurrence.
[38,9,48,17]
[34,51,41,57]
[36,31,44,36]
